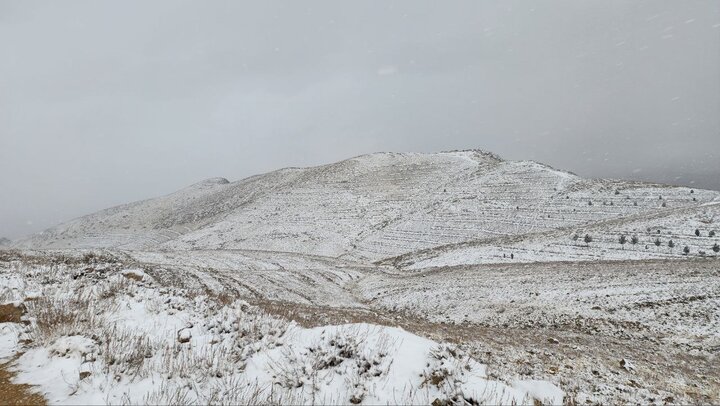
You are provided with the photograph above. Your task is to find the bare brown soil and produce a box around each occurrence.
[0,359,45,406]
[0,304,25,324]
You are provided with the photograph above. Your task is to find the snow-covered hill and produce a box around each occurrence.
[13,150,720,265]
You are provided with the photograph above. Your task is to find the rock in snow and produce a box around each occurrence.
[177,328,192,343]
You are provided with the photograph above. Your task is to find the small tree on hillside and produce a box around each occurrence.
[584,234,593,246]
[683,246,690,255]
[709,230,716,237]
[668,240,675,250]
[619,235,627,249]
[631,235,639,245]
[695,229,701,237]
[654,237,661,247]
[713,243,720,254]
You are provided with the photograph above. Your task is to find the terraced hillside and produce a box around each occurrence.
[391,200,720,269]
[13,150,720,264]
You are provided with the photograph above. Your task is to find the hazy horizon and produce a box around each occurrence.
[2,0,719,239]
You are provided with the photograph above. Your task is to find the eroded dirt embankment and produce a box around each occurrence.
[0,360,46,406]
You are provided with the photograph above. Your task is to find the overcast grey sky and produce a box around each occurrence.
[1,0,719,239]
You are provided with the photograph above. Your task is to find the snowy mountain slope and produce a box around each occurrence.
[160,150,505,257]
[13,150,720,264]
[14,170,305,250]
[390,200,720,269]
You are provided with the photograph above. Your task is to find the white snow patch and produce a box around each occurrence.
[513,379,565,405]
[0,323,21,361]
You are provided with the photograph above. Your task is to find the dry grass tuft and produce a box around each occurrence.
[26,294,100,346]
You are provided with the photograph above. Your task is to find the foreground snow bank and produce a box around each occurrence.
[0,261,562,405]
[245,323,559,405]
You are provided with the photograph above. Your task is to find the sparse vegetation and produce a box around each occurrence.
[2,151,720,405]
[1,257,550,405]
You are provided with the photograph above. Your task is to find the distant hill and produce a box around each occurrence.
[14,150,720,265]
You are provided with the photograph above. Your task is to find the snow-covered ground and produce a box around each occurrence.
[3,151,719,404]
[1,250,718,404]
[0,257,562,405]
